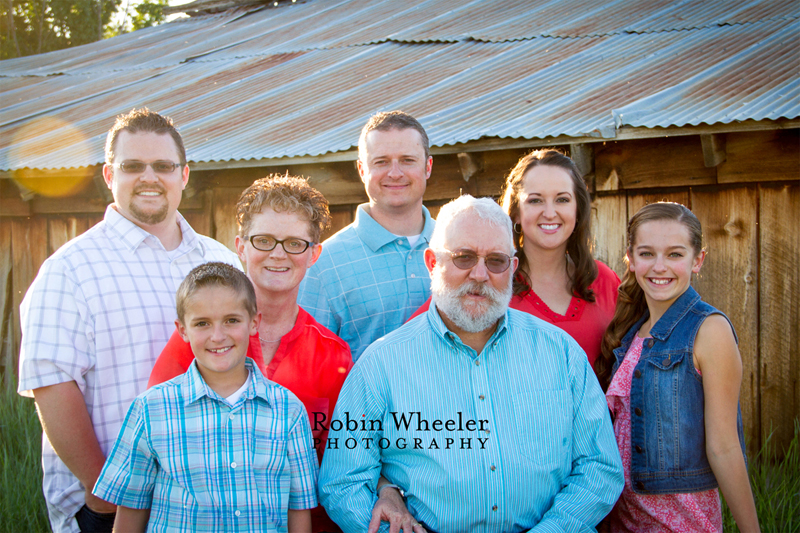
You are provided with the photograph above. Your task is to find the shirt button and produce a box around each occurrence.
[490,464,496,471]
[646,339,655,348]
[474,360,480,366]
[234,510,241,517]
[229,414,235,420]
[410,273,416,278]
[635,481,645,490]
[634,370,642,379]
[635,445,643,453]
[662,357,671,365]
[492,505,498,511]
[634,408,642,416]
[479,395,485,400]
[484,429,490,435]
[230,462,237,468]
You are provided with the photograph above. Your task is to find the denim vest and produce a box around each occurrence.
[611,286,747,494]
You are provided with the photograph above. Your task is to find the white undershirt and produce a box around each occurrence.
[225,370,251,405]
[393,233,422,247]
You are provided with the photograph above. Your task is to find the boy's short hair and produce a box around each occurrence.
[176,262,256,323]
[236,173,331,243]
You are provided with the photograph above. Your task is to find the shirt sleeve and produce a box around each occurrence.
[286,403,320,510]
[532,340,624,531]
[317,364,383,530]
[93,396,157,509]
[18,258,92,396]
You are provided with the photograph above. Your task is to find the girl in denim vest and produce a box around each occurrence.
[595,202,759,532]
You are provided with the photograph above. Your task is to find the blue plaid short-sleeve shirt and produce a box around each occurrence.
[94,359,318,532]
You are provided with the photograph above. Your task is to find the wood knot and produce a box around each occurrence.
[723,220,743,237]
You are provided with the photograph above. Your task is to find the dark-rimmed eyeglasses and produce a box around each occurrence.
[441,249,512,273]
[245,234,315,254]
[112,161,181,174]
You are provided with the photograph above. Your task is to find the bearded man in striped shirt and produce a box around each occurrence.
[319,195,623,532]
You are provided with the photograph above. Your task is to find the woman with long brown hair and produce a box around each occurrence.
[500,149,620,365]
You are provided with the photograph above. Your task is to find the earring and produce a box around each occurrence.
[513,223,521,234]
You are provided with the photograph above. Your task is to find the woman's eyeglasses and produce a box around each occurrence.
[246,234,315,254]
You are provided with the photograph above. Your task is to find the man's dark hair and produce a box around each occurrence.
[105,107,186,166]
[176,262,256,323]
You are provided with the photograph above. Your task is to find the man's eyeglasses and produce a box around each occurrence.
[112,161,181,174]
[441,249,512,273]
[245,234,315,254]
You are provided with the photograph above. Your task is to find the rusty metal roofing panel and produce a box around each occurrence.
[1,0,798,171]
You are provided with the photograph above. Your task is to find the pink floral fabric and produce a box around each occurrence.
[606,335,722,533]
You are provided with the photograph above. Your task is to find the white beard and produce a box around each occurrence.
[431,268,512,333]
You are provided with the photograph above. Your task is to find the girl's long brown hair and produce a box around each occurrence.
[594,202,703,390]
[500,149,597,301]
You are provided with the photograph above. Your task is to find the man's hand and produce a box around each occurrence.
[368,486,426,533]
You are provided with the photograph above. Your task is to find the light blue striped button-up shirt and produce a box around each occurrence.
[319,305,623,532]
[297,204,435,362]
[94,359,318,532]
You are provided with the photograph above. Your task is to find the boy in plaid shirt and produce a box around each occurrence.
[94,262,317,532]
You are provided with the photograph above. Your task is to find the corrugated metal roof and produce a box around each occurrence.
[0,0,797,171]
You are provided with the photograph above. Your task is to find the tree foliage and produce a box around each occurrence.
[0,0,166,60]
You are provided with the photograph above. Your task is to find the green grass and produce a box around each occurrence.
[0,382,50,533]
[1,380,798,532]
[723,420,800,532]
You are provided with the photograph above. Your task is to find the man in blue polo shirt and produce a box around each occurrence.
[298,110,435,361]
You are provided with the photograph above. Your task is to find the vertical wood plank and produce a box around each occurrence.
[212,188,244,253]
[592,194,628,278]
[181,190,213,237]
[691,187,760,453]
[10,217,49,381]
[759,183,800,453]
[0,219,12,388]
[323,205,355,242]
[48,217,79,255]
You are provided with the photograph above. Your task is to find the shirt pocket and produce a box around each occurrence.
[252,436,289,511]
[513,390,571,467]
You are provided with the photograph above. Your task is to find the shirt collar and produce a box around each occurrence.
[104,204,204,254]
[426,300,510,349]
[648,285,702,342]
[183,358,271,406]
[353,203,435,252]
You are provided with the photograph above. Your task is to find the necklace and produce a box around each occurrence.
[259,336,282,344]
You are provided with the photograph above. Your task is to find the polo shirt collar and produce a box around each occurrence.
[353,203,435,252]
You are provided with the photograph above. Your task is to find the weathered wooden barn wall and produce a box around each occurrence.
[1,130,798,454]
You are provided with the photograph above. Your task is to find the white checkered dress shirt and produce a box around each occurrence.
[18,205,241,533]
